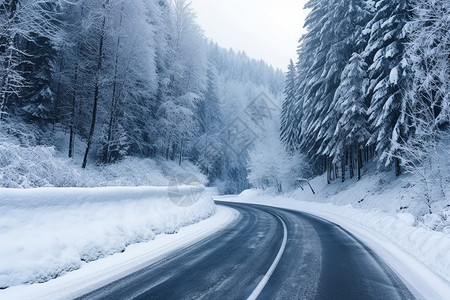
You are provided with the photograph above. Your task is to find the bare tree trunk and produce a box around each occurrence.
[357,144,362,181]
[349,149,354,179]
[68,4,85,159]
[165,138,171,160]
[341,153,346,183]
[82,1,108,169]
[68,61,78,159]
[327,157,332,184]
[0,42,14,120]
[395,157,401,177]
[179,140,183,166]
[170,143,176,161]
[53,56,64,130]
[104,1,124,164]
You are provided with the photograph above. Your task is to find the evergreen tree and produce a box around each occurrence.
[280,59,299,151]
[331,53,370,180]
[293,0,370,178]
[362,0,411,175]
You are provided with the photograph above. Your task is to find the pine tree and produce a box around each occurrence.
[280,59,299,151]
[331,53,370,180]
[294,0,370,176]
[362,0,411,175]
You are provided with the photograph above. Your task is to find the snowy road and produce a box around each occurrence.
[77,202,414,300]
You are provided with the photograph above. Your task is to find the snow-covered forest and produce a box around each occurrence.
[1,0,449,223]
[0,0,283,193]
[1,0,450,295]
[279,0,450,223]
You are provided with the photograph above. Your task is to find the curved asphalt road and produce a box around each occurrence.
[77,202,415,300]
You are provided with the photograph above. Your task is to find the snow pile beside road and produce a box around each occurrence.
[0,186,215,288]
[222,189,450,297]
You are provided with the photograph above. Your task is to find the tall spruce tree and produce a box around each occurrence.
[362,0,411,175]
[293,0,370,178]
[280,59,299,151]
[331,53,370,180]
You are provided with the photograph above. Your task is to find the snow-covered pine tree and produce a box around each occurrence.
[362,0,412,175]
[193,63,225,184]
[331,53,370,181]
[21,34,57,122]
[280,59,299,151]
[294,0,370,180]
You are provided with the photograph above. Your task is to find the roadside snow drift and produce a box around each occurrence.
[0,186,215,288]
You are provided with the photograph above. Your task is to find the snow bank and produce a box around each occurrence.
[0,186,215,288]
[0,206,238,300]
[222,189,450,299]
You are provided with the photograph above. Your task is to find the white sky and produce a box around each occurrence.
[189,0,309,71]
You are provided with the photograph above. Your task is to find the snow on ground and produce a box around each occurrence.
[220,177,450,300]
[0,186,219,288]
[0,137,207,188]
[0,205,238,300]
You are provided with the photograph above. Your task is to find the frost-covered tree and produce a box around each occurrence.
[247,131,289,193]
[290,0,370,180]
[280,59,299,151]
[81,0,110,169]
[395,0,450,225]
[362,0,412,175]
[0,0,62,120]
[155,0,207,165]
[193,63,224,182]
[98,0,158,163]
[248,117,312,193]
[331,53,370,180]
[298,0,369,151]
[406,0,449,128]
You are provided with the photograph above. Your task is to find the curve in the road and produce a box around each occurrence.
[248,212,287,300]
[77,202,415,300]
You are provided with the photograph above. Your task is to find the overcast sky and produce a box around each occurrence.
[189,0,309,71]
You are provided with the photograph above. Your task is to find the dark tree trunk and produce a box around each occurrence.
[68,61,78,159]
[53,57,64,130]
[104,1,124,164]
[179,140,183,166]
[395,157,401,177]
[357,145,362,181]
[349,149,354,179]
[82,1,108,169]
[341,153,346,183]
[327,157,332,184]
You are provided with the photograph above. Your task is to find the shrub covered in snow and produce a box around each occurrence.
[0,139,206,188]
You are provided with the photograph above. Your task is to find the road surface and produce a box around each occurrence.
[77,202,415,299]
